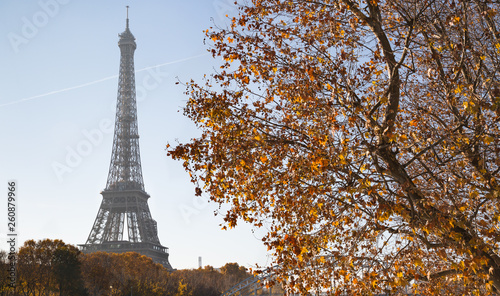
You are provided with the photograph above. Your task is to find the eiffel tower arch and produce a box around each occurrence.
[79,8,172,270]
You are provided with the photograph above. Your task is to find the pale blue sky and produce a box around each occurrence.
[0,0,270,270]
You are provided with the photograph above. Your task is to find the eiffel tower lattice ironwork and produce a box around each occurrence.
[80,8,172,270]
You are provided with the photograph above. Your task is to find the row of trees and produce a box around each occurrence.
[0,239,254,296]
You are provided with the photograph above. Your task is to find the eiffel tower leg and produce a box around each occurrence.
[86,206,108,244]
[105,211,124,241]
[136,199,159,244]
[127,211,140,242]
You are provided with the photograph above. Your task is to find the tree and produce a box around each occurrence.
[80,252,177,296]
[220,262,248,280]
[169,0,500,294]
[172,266,223,296]
[0,251,14,296]
[168,264,251,296]
[79,252,114,296]
[17,239,86,296]
[220,262,249,289]
[52,244,86,296]
[17,239,54,296]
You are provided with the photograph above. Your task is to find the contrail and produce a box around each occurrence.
[0,53,209,108]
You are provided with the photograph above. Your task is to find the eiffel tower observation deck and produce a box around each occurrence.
[80,8,172,270]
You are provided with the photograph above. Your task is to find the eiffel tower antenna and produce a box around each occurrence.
[126,5,129,27]
[80,8,172,270]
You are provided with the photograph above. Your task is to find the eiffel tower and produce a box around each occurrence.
[80,8,172,270]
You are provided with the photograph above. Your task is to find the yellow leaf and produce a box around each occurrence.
[484,135,495,144]
[414,258,422,267]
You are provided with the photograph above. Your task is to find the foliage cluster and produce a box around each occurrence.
[169,0,500,294]
[0,239,254,296]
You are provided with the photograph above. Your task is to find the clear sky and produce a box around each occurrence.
[0,0,271,270]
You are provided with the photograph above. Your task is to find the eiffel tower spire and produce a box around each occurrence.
[80,8,172,270]
[105,6,142,192]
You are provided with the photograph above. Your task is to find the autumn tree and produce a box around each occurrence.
[80,251,177,296]
[169,0,500,294]
[170,263,251,296]
[52,244,86,296]
[17,239,86,296]
[172,266,223,296]
[79,252,114,296]
[220,262,249,285]
[0,251,14,296]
